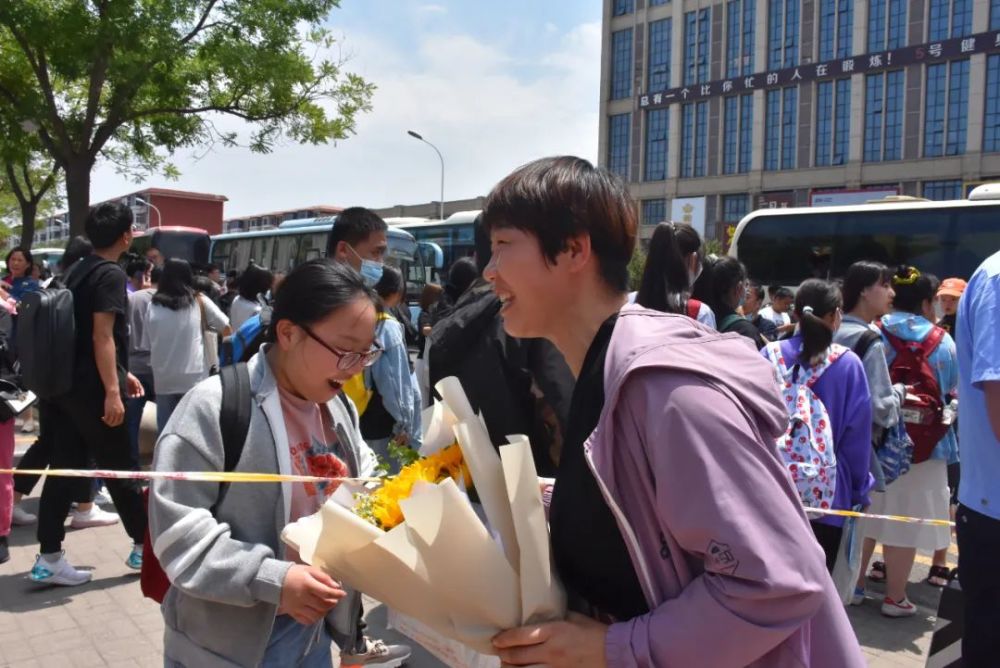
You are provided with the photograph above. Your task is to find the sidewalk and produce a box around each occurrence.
[2,427,954,667]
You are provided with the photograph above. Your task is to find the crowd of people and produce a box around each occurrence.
[0,155,997,667]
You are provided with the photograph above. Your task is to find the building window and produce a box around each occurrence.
[928,0,972,41]
[863,71,904,162]
[610,29,633,100]
[651,0,670,5]
[613,0,635,16]
[723,94,754,174]
[815,78,851,166]
[684,9,711,86]
[648,19,672,91]
[608,113,631,178]
[925,59,969,157]
[818,0,852,61]
[722,194,749,224]
[642,199,667,226]
[985,55,1000,152]
[765,87,798,170]
[923,180,963,201]
[726,0,756,78]
[681,102,708,178]
[645,109,670,181]
[768,0,800,70]
[867,0,906,51]
[993,0,1000,29]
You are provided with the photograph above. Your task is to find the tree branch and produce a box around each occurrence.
[179,0,221,46]
[4,162,26,205]
[5,24,73,156]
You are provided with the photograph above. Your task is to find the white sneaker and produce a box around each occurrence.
[69,505,120,529]
[29,553,92,586]
[11,505,37,526]
[881,596,918,618]
[20,419,36,433]
[92,486,113,506]
[850,586,866,606]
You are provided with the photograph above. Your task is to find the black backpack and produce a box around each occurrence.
[16,259,112,399]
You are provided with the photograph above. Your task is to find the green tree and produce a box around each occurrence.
[0,0,373,237]
[0,117,62,248]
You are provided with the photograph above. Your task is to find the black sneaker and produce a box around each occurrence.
[0,535,9,564]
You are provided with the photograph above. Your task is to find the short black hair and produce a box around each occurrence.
[772,286,794,300]
[266,259,382,343]
[238,264,274,301]
[60,236,94,271]
[152,258,195,311]
[326,207,388,256]
[5,246,33,274]
[374,264,405,300]
[85,202,133,250]
[481,156,637,292]
[125,257,152,280]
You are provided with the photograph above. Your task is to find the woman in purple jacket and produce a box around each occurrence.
[485,156,864,668]
[762,279,875,571]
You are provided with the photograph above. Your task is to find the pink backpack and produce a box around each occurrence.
[764,342,843,509]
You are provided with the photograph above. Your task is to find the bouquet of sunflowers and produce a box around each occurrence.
[282,377,565,658]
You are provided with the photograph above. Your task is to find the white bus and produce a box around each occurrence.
[729,189,1000,286]
[397,211,479,282]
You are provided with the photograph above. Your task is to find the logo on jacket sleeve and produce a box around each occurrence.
[706,540,740,575]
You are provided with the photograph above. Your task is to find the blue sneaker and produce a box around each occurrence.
[125,544,143,571]
[850,586,866,606]
[30,553,92,586]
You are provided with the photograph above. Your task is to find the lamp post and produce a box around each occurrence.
[407,130,445,221]
[134,196,162,230]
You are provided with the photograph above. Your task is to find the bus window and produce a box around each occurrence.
[274,236,299,273]
[250,236,275,270]
[296,233,326,264]
[211,239,232,273]
[736,213,838,285]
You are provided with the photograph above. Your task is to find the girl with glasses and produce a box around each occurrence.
[150,259,391,667]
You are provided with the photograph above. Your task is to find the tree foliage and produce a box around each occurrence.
[0,0,374,235]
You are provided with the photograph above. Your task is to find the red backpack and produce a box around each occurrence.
[880,325,949,464]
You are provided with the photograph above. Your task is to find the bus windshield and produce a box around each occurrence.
[732,202,1000,285]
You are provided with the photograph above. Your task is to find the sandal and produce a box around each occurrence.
[927,565,950,587]
[869,561,886,583]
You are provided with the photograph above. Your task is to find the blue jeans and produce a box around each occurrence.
[125,373,155,468]
[156,394,185,435]
[163,616,332,668]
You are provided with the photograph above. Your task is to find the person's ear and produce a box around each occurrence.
[562,234,593,275]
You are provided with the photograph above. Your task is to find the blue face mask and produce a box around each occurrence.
[359,258,384,287]
[347,244,384,286]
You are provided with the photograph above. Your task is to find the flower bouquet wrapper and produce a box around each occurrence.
[281,376,565,656]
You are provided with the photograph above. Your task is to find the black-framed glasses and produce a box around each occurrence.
[300,325,382,370]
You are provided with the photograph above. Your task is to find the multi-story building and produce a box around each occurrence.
[33,188,227,246]
[222,205,343,233]
[599,0,1000,242]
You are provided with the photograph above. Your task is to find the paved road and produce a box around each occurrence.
[2,413,955,667]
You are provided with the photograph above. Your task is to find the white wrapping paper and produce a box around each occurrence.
[281,376,566,657]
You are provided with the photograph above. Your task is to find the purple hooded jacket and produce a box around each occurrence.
[586,305,864,667]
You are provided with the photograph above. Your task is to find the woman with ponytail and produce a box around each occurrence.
[634,222,715,327]
[761,279,874,572]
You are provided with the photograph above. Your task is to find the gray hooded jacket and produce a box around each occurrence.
[149,347,376,667]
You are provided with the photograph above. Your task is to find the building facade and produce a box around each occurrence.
[33,188,227,246]
[599,0,1000,241]
[222,205,343,233]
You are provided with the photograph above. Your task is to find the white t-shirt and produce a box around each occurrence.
[230,295,262,330]
[144,297,229,395]
[758,305,792,328]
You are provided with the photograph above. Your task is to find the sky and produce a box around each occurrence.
[90,1,603,219]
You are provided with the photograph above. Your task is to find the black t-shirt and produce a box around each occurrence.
[70,256,129,382]
[719,308,767,349]
[549,314,649,622]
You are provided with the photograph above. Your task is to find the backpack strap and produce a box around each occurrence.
[921,325,947,358]
[337,391,358,431]
[852,329,881,361]
[211,362,252,514]
[685,299,702,320]
[802,344,845,388]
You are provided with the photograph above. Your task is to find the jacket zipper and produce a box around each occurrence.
[582,444,658,608]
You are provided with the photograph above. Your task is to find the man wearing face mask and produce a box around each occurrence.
[323,207,413,668]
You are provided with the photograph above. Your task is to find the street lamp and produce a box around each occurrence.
[407,130,444,221]
[134,196,162,230]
